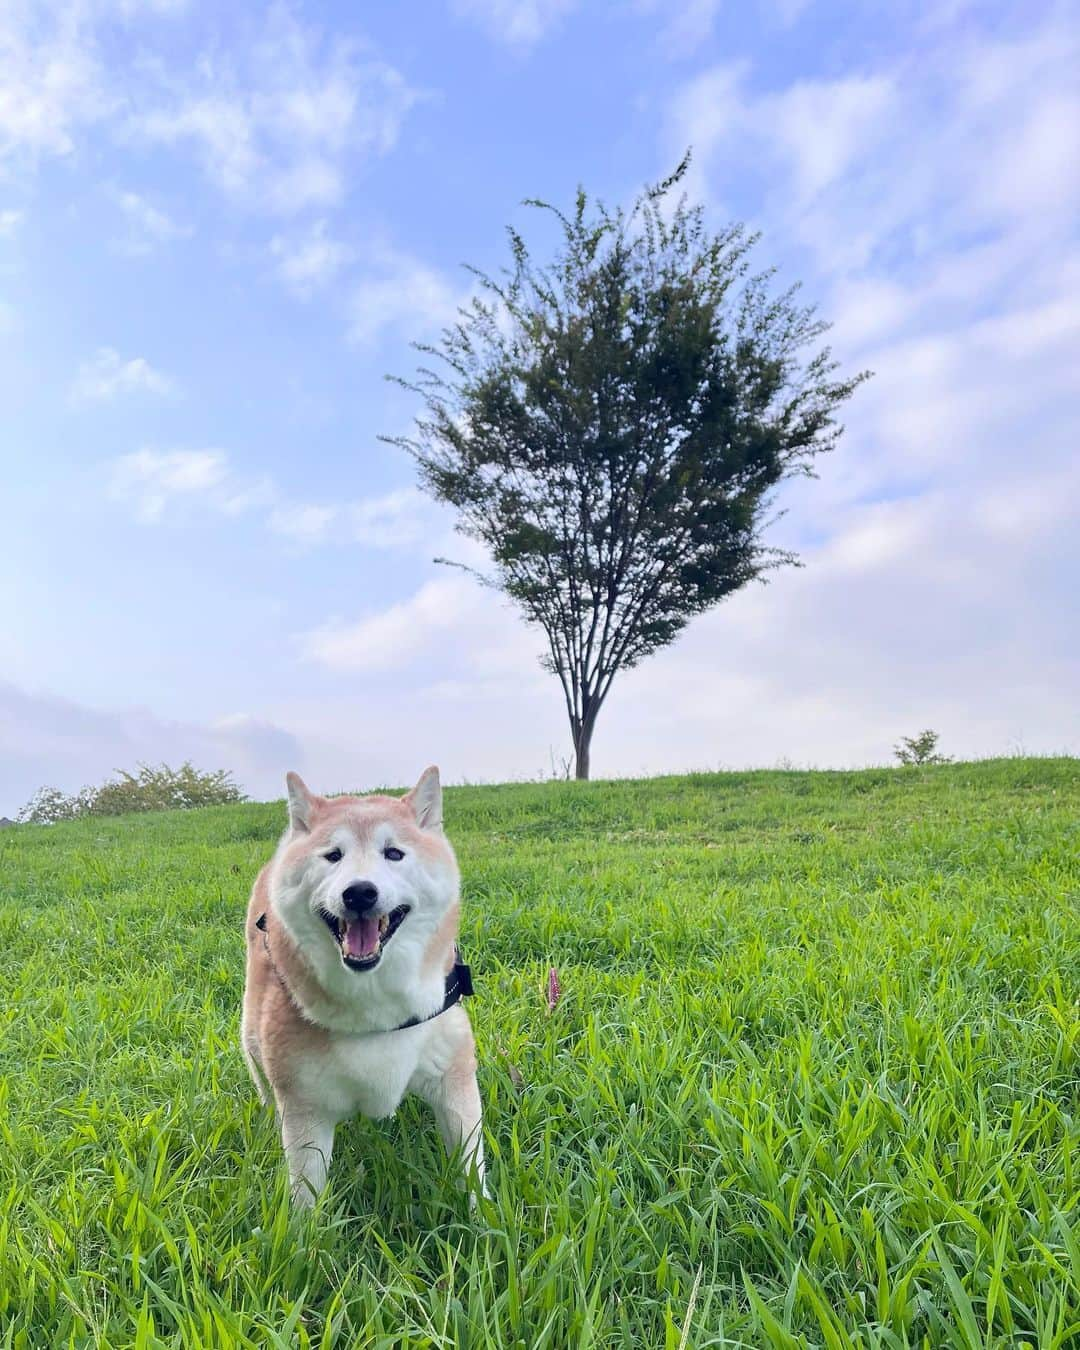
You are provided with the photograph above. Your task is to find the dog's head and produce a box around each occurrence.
[269,766,459,980]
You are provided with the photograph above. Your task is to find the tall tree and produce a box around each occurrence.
[387,157,869,779]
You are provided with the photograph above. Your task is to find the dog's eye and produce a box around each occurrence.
[383,846,405,862]
[323,848,343,863]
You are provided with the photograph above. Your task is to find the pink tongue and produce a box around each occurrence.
[343,916,380,959]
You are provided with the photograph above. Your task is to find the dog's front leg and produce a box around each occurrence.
[278,1099,335,1208]
[440,1067,486,1198]
[415,1054,486,1197]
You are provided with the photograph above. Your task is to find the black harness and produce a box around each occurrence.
[255,912,473,1032]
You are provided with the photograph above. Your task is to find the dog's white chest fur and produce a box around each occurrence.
[297,1026,423,1120]
[290,1007,471,1124]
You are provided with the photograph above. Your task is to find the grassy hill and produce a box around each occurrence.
[1,759,1078,1347]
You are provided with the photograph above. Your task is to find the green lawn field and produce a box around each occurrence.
[1,759,1078,1347]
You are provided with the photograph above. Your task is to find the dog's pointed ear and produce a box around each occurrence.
[404,765,442,831]
[285,771,316,833]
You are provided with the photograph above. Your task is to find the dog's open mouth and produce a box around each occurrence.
[318,905,410,970]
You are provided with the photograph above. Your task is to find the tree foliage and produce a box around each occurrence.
[17,762,246,824]
[893,730,952,766]
[388,156,869,777]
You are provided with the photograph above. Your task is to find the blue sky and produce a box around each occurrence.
[2,0,1077,812]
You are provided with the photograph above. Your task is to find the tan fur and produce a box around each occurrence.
[243,868,330,1096]
[422,901,461,979]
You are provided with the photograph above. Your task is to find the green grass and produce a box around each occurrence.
[1,759,1078,1348]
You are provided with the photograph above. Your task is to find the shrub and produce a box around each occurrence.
[894,730,952,766]
[15,786,82,825]
[16,762,246,824]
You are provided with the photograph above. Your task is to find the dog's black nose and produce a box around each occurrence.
[342,881,378,913]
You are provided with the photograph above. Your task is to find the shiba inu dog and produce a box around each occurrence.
[241,767,484,1207]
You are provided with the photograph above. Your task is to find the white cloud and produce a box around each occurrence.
[71,347,176,402]
[270,219,353,295]
[452,0,579,46]
[664,13,1080,512]
[138,95,259,197]
[266,501,340,542]
[110,0,190,16]
[0,1,109,164]
[813,281,1080,527]
[636,0,814,57]
[348,246,466,345]
[669,65,897,221]
[107,449,273,523]
[133,8,421,214]
[665,0,721,53]
[453,0,819,56]
[264,157,340,215]
[302,577,472,673]
[767,75,895,202]
[348,487,429,547]
[671,17,1080,278]
[300,573,540,680]
[0,4,417,212]
[112,188,190,255]
[0,207,23,235]
[106,447,432,550]
[636,0,722,59]
[109,449,231,522]
[766,0,814,28]
[0,681,300,817]
[267,487,431,548]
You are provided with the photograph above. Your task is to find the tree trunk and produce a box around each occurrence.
[572,699,599,780]
[574,733,591,780]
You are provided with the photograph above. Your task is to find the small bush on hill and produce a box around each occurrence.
[894,729,952,766]
[16,762,246,824]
